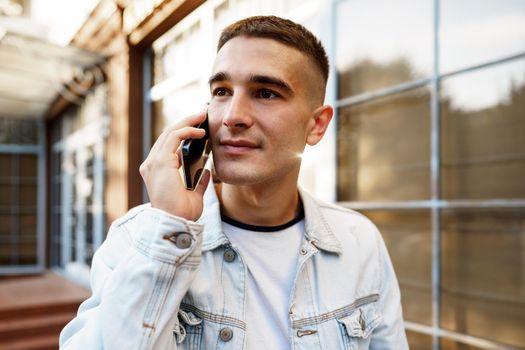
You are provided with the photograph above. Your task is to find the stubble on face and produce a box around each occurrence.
[208,36,326,187]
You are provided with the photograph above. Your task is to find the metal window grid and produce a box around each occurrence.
[332,0,525,349]
[0,119,46,275]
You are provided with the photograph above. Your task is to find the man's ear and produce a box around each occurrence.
[306,105,333,146]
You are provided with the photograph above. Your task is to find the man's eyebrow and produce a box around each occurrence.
[208,72,294,95]
[208,72,230,86]
[249,75,294,95]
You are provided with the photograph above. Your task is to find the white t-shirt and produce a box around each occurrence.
[222,214,304,350]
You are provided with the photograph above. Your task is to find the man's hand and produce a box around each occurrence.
[139,112,211,221]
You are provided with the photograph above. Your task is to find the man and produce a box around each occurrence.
[60,16,408,349]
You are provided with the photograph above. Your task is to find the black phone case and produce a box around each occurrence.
[182,117,210,189]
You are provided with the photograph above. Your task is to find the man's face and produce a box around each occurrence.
[207,36,323,186]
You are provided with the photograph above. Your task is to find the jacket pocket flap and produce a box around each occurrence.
[337,305,382,339]
[174,310,202,344]
[178,309,202,326]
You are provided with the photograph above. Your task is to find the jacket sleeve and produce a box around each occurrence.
[59,206,203,350]
[370,229,410,349]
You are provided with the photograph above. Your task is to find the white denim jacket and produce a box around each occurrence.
[60,186,409,350]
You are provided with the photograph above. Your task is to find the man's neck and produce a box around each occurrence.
[216,177,301,227]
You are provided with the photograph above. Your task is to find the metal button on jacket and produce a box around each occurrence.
[219,327,233,342]
[223,248,236,262]
[175,233,192,249]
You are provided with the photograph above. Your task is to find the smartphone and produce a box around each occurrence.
[181,115,211,190]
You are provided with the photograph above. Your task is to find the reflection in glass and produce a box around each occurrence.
[0,215,10,239]
[440,0,525,73]
[441,58,525,199]
[154,21,203,85]
[361,210,431,325]
[406,331,433,350]
[49,149,63,268]
[20,214,37,236]
[0,185,12,206]
[152,17,208,143]
[165,23,201,82]
[0,154,11,177]
[0,118,39,145]
[440,339,485,350]
[19,240,37,265]
[336,0,432,97]
[337,88,430,202]
[153,47,165,86]
[152,82,204,142]
[441,209,525,348]
[0,244,12,265]
[19,184,37,207]
[213,0,231,46]
[19,155,38,178]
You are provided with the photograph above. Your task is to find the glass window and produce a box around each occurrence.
[0,215,11,239]
[19,184,37,207]
[337,87,431,202]
[0,244,12,265]
[285,0,306,11]
[334,0,525,345]
[152,17,208,141]
[0,118,39,145]
[441,208,525,348]
[19,154,38,177]
[19,119,39,144]
[213,0,231,45]
[0,184,12,206]
[18,239,37,265]
[20,214,37,236]
[440,0,525,73]
[441,58,525,199]
[151,82,205,141]
[47,94,107,283]
[362,209,432,325]
[0,145,41,271]
[406,331,433,350]
[0,154,11,176]
[163,22,202,82]
[440,339,485,350]
[336,0,433,98]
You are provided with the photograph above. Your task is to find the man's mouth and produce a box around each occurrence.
[219,138,259,155]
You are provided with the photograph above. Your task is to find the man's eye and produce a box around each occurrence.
[213,88,230,97]
[256,89,278,99]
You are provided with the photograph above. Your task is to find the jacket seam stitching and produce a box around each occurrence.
[114,207,146,228]
[180,303,246,330]
[140,262,174,349]
[376,229,385,293]
[291,294,380,328]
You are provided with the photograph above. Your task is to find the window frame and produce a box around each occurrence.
[333,0,525,348]
[0,119,46,275]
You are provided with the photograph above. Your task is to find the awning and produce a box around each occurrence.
[0,28,105,119]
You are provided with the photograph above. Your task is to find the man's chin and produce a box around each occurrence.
[213,167,264,186]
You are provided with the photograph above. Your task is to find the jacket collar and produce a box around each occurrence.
[198,183,342,255]
[298,187,342,255]
[198,183,230,251]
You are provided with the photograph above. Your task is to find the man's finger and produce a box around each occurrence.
[149,112,207,157]
[160,126,206,155]
[162,112,207,134]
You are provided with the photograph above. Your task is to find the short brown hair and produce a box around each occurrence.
[217,16,329,83]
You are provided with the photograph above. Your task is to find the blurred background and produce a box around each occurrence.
[0,0,524,349]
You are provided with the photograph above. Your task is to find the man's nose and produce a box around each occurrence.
[222,94,254,130]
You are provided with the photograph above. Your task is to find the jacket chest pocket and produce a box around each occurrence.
[174,310,203,350]
[174,308,246,350]
[337,304,383,350]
